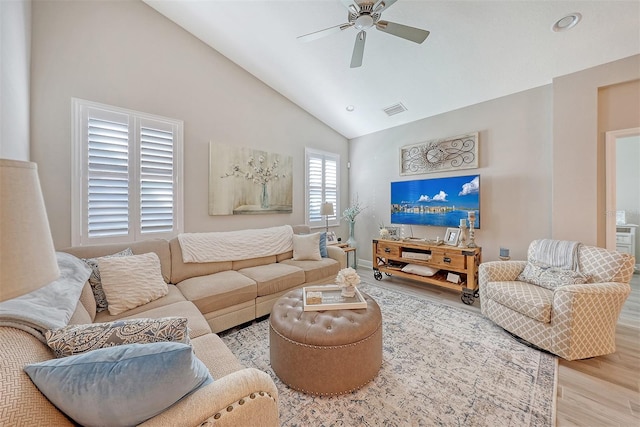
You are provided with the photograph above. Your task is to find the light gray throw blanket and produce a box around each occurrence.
[0,252,90,343]
[531,239,581,270]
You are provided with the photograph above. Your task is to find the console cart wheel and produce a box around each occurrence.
[461,290,475,305]
[373,270,383,281]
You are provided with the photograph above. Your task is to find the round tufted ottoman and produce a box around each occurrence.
[269,288,382,396]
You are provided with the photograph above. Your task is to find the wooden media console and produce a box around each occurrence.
[372,239,482,305]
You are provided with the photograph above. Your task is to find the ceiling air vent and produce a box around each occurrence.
[383,103,407,117]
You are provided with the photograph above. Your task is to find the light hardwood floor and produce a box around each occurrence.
[359,266,640,427]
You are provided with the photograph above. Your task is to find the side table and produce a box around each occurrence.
[337,243,357,269]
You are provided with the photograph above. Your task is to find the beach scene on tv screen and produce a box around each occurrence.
[391,175,480,228]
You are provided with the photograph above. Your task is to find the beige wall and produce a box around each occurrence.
[29,0,348,248]
[0,0,31,161]
[350,86,553,263]
[552,55,640,246]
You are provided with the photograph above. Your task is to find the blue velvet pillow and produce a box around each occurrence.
[319,232,328,258]
[24,342,213,427]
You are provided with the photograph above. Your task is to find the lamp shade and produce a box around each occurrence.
[320,202,334,216]
[0,159,60,302]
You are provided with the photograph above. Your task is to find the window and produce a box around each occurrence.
[72,99,183,245]
[305,148,340,229]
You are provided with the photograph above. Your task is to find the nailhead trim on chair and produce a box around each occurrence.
[205,391,276,424]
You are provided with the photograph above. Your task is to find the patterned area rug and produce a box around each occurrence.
[219,283,557,426]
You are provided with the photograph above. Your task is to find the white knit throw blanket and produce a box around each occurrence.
[531,239,581,270]
[178,225,294,263]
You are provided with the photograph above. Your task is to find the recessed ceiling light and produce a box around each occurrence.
[552,13,582,32]
[346,105,355,112]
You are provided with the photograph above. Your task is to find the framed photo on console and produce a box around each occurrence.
[444,228,460,246]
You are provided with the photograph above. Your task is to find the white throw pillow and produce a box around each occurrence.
[401,264,439,277]
[99,252,169,315]
[292,233,322,261]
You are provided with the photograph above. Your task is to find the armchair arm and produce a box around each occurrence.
[551,281,631,360]
[140,368,279,427]
[478,261,527,287]
[327,245,347,270]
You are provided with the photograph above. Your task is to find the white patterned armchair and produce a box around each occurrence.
[479,240,635,360]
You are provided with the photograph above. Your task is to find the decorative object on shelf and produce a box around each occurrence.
[209,142,293,215]
[379,224,399,240]
[499,247,510,261]
[467,211,478,248]
[400,132,479,175]
[444,227,460,246]
[457,219,468,248]
[0,159,60,302]
[321,202,334,233]
[335,267,361,298]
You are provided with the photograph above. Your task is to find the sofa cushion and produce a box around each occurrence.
[238,263,305,297]
[116,301,212,339]
[280,257,340,283]
[78,282,97,322]
[169,237,233,284]
[292,233,322,261]
[177,270,257,314]
[24,342,212,427]
[45,317,190,358]
[484,281,553,323]
[232,254,278,271]
[99,252,169,315]
[82,248,133,312]
[93,285,186,323]
[517,262,589,290]
[62,239,172,283]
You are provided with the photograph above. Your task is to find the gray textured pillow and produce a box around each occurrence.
[517,262,589,290]
[45,317,190,358]
[82,248,133,312]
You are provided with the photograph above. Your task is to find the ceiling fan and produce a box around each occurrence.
[297,0,430,68]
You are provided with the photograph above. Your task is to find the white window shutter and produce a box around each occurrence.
[87,113,130,239]
[72,99,183,246]
[305,148,340,228]
[139,121,175,234]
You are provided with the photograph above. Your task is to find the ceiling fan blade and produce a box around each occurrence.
[376,20,430,44]
[372,0,398,13]
[340,0,359,13]
[350,30,366,68]
[297,22,354,43]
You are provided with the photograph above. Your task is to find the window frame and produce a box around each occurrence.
[71,98,183,246]
[305,147,340,230]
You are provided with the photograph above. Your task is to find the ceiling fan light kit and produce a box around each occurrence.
[297,0,430,68]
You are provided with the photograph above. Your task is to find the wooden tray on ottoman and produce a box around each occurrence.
[302,285,367,311]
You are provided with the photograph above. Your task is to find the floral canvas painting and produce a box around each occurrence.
[209,143,293,215]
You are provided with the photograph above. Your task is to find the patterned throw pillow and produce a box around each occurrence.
[45,317,190,358]
[83,248,133,312]
[517,262,589,291]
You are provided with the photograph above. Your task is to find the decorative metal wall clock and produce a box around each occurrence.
[400,132,479,175]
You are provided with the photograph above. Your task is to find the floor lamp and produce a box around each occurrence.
[0,159,60,302]
[321,202,334,233]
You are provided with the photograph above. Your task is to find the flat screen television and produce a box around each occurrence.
[390,174,480,228]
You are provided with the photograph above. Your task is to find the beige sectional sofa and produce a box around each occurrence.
[1,225,344,426]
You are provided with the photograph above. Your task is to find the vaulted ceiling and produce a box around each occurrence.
[145,0,640,139]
